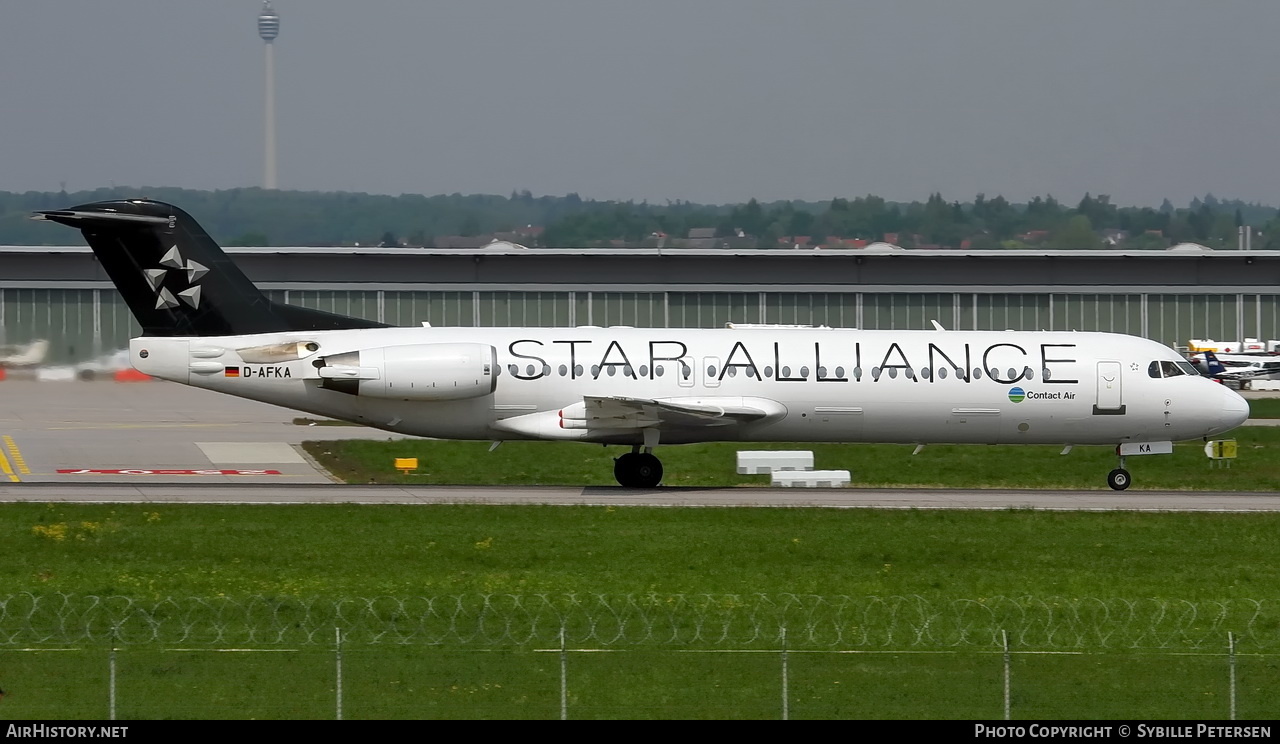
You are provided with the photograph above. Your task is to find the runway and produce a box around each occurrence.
[3,482,1280,512]
[0,379,406,484]
[2,379,1279,511]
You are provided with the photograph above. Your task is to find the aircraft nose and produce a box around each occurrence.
[1219,388,1250,431]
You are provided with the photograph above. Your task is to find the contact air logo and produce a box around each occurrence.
[1008,387,1026,403]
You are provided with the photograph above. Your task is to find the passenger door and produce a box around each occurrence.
[1093,361,1125,415]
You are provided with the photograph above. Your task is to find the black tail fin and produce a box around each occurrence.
[33,199,388,337]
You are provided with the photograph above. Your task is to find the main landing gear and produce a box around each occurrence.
[1107,451,1130,491]
[614,447,663,488]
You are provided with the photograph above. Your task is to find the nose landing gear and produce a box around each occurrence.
[1107,451,1130,491]
[1107,467,1131,490]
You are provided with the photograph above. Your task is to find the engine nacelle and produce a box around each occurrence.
[320,343,497,401]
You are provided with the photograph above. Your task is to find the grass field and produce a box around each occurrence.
[7,504,1280,598]
[5,646,1277,720]
[3,504,1280,718]
[1247,397,1280,418]
[7,413,1280,719]
[302,425,1280,490]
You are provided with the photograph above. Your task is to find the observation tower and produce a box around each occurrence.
[258,2,281,189]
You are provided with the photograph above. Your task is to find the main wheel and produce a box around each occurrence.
[613,453,638,487]
[1107,468,1131,491]
[613,452,663,488]
[632,452,663,488]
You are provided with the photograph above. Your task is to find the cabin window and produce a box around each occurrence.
[854,366,863,380]
[1160,361,1184,377]
[818,366,827,378]
[835,366,845,378]
[543,365,551,377]
[508,364,518,376]
[921,367,932,380]
[1043,368,1051,381]
[558,364,567,377]
[681,363,691,379]
[707,364,717,377]
[1024,367,1034,380]
[905,367,915,380]
[764,366,774,378]
[781,366,792,377]
[1007,367,1017,380]
[606,365,616,376]
[526,365,536,377]
[591,365,600,377]
[973,368,983,380]
[800,366,810,377]
[888,368,898,379]
[937,367,948,380]
[574,364,584,377]
[871,366,881,380]
[1148,361,1162,378]
[638,364,649,377]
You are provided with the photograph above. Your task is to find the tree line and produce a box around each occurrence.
[0,186,1275,250]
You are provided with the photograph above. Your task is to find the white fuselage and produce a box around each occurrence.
[130,327,1248,447]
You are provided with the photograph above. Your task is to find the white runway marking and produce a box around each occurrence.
[197,442,305,464]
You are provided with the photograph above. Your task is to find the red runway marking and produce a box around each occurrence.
[57,469,284,475]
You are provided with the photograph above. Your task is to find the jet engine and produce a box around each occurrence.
[318,343,497,401]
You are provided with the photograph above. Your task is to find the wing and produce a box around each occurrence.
[489,395,786,440]
[573,395,783,429]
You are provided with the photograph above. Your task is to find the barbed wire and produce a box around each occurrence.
[0,594,1272,650]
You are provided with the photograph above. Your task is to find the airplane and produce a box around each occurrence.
[0,339,49,368]
[32,199,1250,490]
[1187,350,1228,379]
[1188,350,1280,387]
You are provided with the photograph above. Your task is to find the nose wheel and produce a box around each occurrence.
[1107,468,1131,491]
[1106,450,1131,490]
[614,451,663,488]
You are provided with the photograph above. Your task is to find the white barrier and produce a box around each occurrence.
[771,470,851,488]
[736,450,814,474]
[35,366,77,382]
[1249,381,1280,391]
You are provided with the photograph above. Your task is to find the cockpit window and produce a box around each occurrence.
[1150,360,1194,378]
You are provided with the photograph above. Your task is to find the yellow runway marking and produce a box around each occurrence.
[3,435,31,475]
[0,445,17,482]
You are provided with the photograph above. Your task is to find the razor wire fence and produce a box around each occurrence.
[2,593,1278,651]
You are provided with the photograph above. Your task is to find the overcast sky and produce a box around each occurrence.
[3,1,1279,208]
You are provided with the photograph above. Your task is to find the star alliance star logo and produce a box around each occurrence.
[143,245,208,310]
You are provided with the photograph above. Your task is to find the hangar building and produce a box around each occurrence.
[1,244,1277,365]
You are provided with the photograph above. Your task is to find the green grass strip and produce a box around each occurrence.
[303,426,1280,490]
[4,504,1280,599]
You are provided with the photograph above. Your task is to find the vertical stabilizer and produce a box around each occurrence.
[34,199,388,337]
